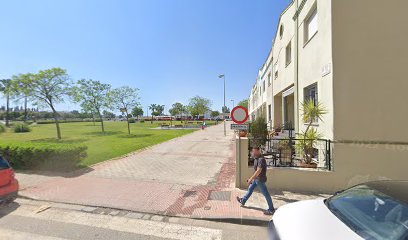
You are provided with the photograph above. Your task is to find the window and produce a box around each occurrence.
[304,83,318,122]
[279,24,284,39]
[274,62,279,79]
[268,73,271,86]
[263,80,265,92]
[268,104,272,121]
[285,41,292,66]
[304,6,318,44]
[304,83,318,104]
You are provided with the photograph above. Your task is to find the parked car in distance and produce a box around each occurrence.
[0,156,19,205]
[269,181,408,240]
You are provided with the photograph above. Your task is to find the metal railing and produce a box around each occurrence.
[248,136,333,170]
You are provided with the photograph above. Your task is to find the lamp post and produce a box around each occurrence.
[231,99,235,109]
[218,74,226,136]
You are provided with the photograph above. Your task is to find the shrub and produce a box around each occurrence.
[14,123,31,133]
[0,142,87,171]
[128,118,136,123]
[249,116,268,147]
[139,119,145,123]
[0,124,5,133]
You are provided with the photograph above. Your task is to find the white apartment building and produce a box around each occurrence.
[245,0,408,192]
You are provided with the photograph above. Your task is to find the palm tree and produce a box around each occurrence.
[297,99,327,164]
[0,79,13,126]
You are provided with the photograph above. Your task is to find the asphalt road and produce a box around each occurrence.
[0,198,268,240]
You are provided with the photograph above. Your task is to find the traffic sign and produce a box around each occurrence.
[231,124,249,130]
[231,106,249,124]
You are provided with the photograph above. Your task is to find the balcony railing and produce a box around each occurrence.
[248,136,333,171]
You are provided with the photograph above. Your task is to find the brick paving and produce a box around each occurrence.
[17,122,328,223]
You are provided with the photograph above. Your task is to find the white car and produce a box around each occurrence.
[269,181,408,240]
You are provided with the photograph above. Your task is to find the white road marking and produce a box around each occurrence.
[9,206,222,240]
[0,227,70,240]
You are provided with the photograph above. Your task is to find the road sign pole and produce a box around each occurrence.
[223,76,226,137]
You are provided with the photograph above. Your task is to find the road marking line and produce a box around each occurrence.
[10,206,222,240]
[0,227,70,240]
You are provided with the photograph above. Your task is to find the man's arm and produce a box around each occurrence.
[248,167,262,184]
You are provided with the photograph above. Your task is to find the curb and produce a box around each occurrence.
[16,195,268,226]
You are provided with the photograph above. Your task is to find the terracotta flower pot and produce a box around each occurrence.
[298,162,318,168]
[239,130,248,137]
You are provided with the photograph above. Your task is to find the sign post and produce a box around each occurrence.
[230,106,249,188]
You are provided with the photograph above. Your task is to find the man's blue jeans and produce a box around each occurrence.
[242,179,274,211]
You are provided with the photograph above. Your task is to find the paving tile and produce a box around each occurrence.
[81,207,97,213]
[125,212,144,219]
[150,215,164,221]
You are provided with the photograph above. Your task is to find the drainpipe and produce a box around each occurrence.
[294,0,300,135]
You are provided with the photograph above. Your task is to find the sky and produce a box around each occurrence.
[0,0,291,114]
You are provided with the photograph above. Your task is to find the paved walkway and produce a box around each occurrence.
[17,123,327,222]
[0,198,268,240]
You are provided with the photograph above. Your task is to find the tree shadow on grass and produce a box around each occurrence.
[118,134,153,139]
[82,131,122,136]
[30,138,88,144]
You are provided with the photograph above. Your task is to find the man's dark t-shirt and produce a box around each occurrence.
[253,157,267,182]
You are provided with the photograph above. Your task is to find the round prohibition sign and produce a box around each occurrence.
[231,106,249,124]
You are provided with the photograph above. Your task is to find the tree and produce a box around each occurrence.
[0,79,13,126]
[210,110,220,118]
[110,86,140,134]
[237,99,249,109]
[168,102,185,126]
[131,106,144,120]
[188,96,212,118]
[72,79,111,133]
[149,104,165,117]
[20,68,72,139]
[222,106,230,114]
[169,102,185,117]
[11,74,32,122]
[103,110,115,119]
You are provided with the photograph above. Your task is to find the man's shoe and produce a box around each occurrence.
[236,197,245,206]
[263,209,276,215]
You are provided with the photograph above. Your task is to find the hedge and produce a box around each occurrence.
[0,142,87,171]
[14,123,31,133]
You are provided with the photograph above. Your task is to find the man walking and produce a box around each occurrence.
[236,147,275,215]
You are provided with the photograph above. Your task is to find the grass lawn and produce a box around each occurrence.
[0,121,196,167]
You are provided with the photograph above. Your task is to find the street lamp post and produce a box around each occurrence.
[231,99,235,109]
[218,74,226,136]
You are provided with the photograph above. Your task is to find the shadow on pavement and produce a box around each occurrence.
[17,166,94,178]
[241,205,266,212]
[0,202,20,218]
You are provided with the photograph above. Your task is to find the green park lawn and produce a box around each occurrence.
[0,121,196,167]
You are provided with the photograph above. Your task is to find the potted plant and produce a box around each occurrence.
[273,124,282,136]
[296,99,327,168]
[238,130,248,137]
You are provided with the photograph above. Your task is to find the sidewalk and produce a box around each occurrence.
[17,123,328,223]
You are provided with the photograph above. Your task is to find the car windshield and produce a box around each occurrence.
[0,156,10,170]
[326,185,408,240]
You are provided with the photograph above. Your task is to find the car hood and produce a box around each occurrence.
[272,199,363,240]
